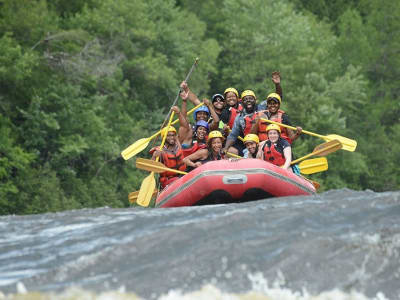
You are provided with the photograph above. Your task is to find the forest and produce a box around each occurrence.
[1,0,399,215]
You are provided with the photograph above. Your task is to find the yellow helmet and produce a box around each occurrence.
[241,90,256,99]
[208,130,224,139]
[224,87,239,98]
[243,134,260,145]
[266,93,281,104]
[161,126,177,138]
[266,124,281,134]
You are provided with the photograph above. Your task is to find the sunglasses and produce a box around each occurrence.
[213,98,225,103]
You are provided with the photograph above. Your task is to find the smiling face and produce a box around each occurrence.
[242,96,256,112]
[245,141,257,155]
[196,111,209,121]
[212,96,225,110]
[196,126,208,140]
[267,98,280,114]
[166,132,176,146]
[267,130,279,143]
[225,92,238,108]
[210,137,223,153]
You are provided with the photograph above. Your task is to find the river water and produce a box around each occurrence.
[0,189,399,300]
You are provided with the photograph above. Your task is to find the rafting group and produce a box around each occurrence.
[152,71,304,189]
[121,59,357,206]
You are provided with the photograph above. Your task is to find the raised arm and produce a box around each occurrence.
[272,71,282,100]
[180,81,201,106]
[203,98,219,131]
[171,105,190,143]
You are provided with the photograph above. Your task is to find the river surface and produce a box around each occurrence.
[0,189,399,299]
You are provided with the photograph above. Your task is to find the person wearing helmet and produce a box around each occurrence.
[181,120,209,157]
[183,130,226,169]
[178,87,218,149]
[179,81,220,130]
[150,124,186,189]
[256,124,292,170]
[210,93,225,127]
[243,134,260,158]
[251,92,302,144]
[222,89,261,156]
[257,71,283,111]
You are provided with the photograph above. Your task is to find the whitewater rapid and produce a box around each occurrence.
[0,189,399,299]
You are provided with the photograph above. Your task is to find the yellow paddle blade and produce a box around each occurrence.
[323,134,357,152]
[313,139,342,156]
[226,152,242,159]
[136,158,187,175]
[121,137,151,160]
[129,189,158,204]
[136,172,156,207]
[298,157,328,175]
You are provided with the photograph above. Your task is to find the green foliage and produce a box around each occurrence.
[0,0,399,215]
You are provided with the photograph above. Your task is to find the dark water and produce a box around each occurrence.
[1,189,399,299]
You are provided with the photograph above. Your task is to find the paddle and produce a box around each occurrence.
[297,157,328,175]
[128,189,158,204]
[260,118,357,152]
[136,111,175,207]
[136,158,188,175]
[121,102,204,160]
[138,153,327,176]
[291,139,342,164]
[121,58,199,161]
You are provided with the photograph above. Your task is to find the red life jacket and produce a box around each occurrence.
[227,107,240,129]
[149,145,186,188]
[242,113,258,137]
[182,140,207,157]
[262,140,286,167]
[258,110,292,144]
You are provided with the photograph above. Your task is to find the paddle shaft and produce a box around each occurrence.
[260,118,325,139]
[137,111,176,207]
[160,58,199,129]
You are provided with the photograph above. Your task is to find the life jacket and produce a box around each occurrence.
[239,110,266,137]
[150,145,186,188]
[258,110,292,143]
[227,106,240,129]
[182,140,207,157]
[261,139,286,167]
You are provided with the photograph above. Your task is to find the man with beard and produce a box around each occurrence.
[222,90,261,155]
[220,71,282,130]
[150,126,186,189]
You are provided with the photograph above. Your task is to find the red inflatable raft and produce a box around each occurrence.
[155,158,316,208]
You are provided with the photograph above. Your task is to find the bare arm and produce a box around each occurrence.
[183,149,208,168]
[256,141,266,159]
[272,71,282,99]
[171,105,190,143]
[204,98,219,130]
[282,147,292,170]
[180,81,201,106]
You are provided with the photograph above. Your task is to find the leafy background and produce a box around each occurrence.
[1,0,399,214]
